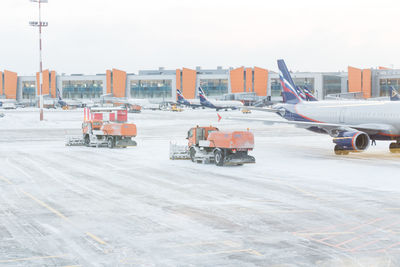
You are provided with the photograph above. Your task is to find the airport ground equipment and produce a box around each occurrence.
[1,102,16,109]
[170,126,255,166]
[65,107,137,148]
[128,104,142,113]
[113,102,142,113]
[171,104,183,112]
[169,142,190,160]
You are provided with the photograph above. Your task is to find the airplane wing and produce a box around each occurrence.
[226,116,394,136]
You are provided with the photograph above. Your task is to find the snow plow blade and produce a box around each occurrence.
[169,142,190,160]
[223,153,256,166]
[65,136,85,146]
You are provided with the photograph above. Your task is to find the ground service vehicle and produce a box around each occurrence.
[171,104,183,112]
[113,102,142,113]
[171,126,255,166]
[128,104,142,113]
[66,107,137,148]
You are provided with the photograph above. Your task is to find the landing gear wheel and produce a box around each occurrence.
[389,142,400,153]
[107,137,115,149]
[214,149,224,166]
[189,147,196,162]
[334,145,349,155]
[84,135,90,147]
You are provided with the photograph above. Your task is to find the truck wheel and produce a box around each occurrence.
[190,147,196,162]
[84,135,90,146]
[107,137,114,149]
[214,150,224,166]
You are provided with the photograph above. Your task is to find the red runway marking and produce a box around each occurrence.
[294,222,356,235]
[347,239,381,252]
[306,236,339,249]
[380,241,400,252]
[316,218,382,243]
[348,217,384,231]
[334,219,400,248]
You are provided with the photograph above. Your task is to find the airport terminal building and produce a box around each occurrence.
[1,65,399,103]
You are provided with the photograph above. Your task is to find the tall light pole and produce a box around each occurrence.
[29,0,48,121]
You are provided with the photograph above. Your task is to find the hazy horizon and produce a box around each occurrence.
[1,0,399,75]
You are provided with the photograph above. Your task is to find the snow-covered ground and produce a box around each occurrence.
[0,108,400,266]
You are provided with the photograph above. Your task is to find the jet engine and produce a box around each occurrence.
[333,131,370,154]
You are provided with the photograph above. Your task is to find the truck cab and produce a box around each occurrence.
[82,120,103,134]
[186,125,255,166]
[187,126,219,147]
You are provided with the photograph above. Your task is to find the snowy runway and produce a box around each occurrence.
[1,109,400,266]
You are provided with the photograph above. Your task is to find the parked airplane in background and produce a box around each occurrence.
[176,89,201,108]
[56,89,68,108]
[101,95,159,110]
[56,89,85,108]
[199,87,243,111]
[294,86,307,100]
[232,59,400,155]
[301,86,318,101]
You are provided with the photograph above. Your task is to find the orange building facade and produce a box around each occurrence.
[3,65,399,102]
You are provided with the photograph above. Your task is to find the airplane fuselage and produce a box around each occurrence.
[201,99,243,110]
[178,98,201,108]
[275,101,400,140]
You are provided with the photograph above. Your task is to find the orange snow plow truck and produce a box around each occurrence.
[66,107,137,148]
[170,126,255,166]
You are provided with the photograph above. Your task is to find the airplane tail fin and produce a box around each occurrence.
[277,59,303,104]
[176,89,185,102]
[198,87,208,104]
[56,88,62,100]
[302,86,318,101]
[295,86,307,100]
[390,86,400,101]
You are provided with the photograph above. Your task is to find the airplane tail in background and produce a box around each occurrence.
[56,88,68,107]
[277,59,303,104]
[390,86,400,101]
[176,89,185,102]
[295,86,307,100]
[198,87,208,104]
[302,86,318,101]
[56,88,62,100]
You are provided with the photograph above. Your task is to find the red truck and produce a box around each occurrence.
[66,107,137,148]
[178,126,255,166]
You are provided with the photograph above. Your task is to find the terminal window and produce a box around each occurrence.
[271,78,315,97]
[130,80,172,99]
[199,79,228,96]
[380,78,399,96]
[323,75,342,96]
[22,81,36,99]
[62,80,103,99]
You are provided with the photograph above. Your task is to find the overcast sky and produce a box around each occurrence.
[0,0,399,75]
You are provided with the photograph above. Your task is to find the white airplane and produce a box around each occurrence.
[199,87,243,111]
[176,89,202,108]
[232,59,400,155]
